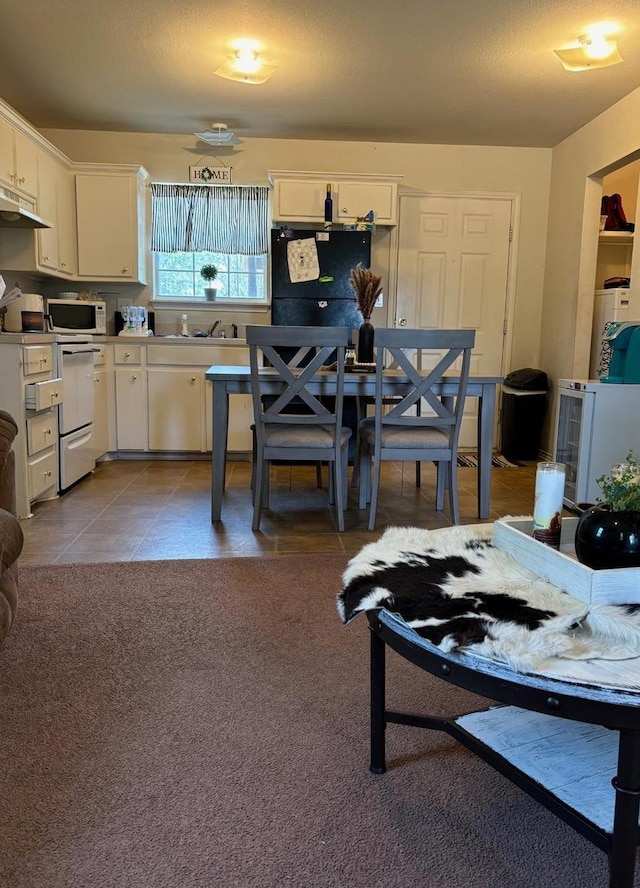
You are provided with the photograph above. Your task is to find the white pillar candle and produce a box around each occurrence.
[533,461,566,548]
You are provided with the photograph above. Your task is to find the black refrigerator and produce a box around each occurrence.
[270,228,371,341]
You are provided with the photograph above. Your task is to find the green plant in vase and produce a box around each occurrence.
[575,451,640,569]
[200,264,219,301]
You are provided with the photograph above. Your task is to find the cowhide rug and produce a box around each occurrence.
[337,524,640,672]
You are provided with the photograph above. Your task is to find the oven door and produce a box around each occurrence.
[58,345,96,435]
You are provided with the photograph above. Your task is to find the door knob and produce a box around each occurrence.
[398,317,407,327]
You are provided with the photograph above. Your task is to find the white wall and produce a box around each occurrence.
[42,128,552,368]
[541,86,640,450]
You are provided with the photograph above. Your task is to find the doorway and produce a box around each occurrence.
[395,192,517,447]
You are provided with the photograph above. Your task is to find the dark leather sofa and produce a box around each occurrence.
[0,411,22,643]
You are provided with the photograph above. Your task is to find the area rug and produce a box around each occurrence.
[0,555,625,887]
[457,452,524,468]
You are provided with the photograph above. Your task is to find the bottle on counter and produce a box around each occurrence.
[180,313,189,336]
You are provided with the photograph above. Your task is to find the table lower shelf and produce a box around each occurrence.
[456,705,625,835]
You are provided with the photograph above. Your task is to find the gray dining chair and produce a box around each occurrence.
[357,327,475,530]
[246,325,352,532]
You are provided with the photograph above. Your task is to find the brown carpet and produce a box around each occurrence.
[0,555,622,887]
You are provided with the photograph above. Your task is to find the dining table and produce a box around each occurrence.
[205,365,501,523]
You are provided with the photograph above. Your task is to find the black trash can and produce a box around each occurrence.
[500,368,549,462]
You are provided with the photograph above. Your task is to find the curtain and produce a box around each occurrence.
[150,183,269,254]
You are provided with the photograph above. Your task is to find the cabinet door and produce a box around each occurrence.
[272,179,328,222]
[336,182,397,225]
[205,383,253,452]
[76,174,136,279]
[37,151,60,272]
[93,368,110,459]
[148,370,203,451]
[0,116,14,188]
[56,166,78,276]
[115,369,147,450]
[13,130,38,198]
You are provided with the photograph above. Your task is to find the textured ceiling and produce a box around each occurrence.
[1,0,640,147]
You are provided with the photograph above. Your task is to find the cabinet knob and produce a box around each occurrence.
[43,255,50,262]
[132,374,138,380]
[191,376,196,382]
[121,267,129,274]
[60,261,66,268]
[46,428,52,435]
[9,172,16,180]
[18,176,25,185]
[124,352,131,358]
[46,470,52,477]
[95,377,100,384]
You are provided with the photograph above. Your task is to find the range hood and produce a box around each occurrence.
[0,187,52,229]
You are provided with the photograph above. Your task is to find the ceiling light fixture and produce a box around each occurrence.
[214,48,277,85]
[193,123,236,145]
[554,34,623,71]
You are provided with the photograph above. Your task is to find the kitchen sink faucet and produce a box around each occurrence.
[207,319,222,336]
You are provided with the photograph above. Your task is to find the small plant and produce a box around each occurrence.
[596,451,640,512]
[200,264,218,283]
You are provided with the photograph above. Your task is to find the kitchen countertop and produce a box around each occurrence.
[0,333,247,345]
[0,332,56,343]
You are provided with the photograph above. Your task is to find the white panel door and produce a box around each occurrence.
[396,194,512,446]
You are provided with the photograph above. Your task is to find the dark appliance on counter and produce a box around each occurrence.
[270,228,371,336]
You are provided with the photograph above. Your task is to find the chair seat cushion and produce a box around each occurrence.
[264,425,351,449]
[360,418,448,449]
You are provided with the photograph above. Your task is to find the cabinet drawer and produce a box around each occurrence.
[26,410,58,455]
[23,345,53,376]
[25,377,63,410]
[28,449,57,500]
[114,344,142,364]
[93,344,107,366]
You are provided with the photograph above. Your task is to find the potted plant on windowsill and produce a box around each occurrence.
[200,264,219,301]
[575,451,640,569]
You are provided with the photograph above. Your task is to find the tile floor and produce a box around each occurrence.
[19,456,538,564]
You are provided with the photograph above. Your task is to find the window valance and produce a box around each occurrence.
[150,183,269,254]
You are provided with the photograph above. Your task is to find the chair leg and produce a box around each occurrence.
[252,456,265,531]
[436,462,445,511]
[359,444,371,509]
[415,460,421,488]
[368,453,382,531]
[334,454,345,532]
[316,463,323,488]
[449,460,460,525]
[342,445,349,508]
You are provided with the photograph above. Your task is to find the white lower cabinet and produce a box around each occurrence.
[0,340,60,517]
[109,341,252,455]
[115,368,148,450]
[148,370,203,451]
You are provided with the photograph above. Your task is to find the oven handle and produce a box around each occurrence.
[61,348,101,355]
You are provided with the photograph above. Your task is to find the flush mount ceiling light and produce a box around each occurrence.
[554,33,623,71]
[193,123,236,144]
[214,48,277,85]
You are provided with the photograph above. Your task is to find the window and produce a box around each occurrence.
[155,250,267,302]
[150,183,269,304]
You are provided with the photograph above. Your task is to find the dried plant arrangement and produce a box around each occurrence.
[349,262,383,320]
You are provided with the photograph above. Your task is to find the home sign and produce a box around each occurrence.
[189,165,233,184]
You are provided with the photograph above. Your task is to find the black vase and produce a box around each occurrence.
[574,505,640,570]
[358,320,374,364]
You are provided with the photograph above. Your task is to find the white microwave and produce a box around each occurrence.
[46,299,107,334]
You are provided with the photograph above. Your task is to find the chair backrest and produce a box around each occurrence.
[372,328,476,447]
[245,325,350,443]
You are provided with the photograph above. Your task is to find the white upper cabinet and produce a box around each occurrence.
[36,150,77,277]
[268,170,403,226]
[0,116,38,198]
[75,166,149,283]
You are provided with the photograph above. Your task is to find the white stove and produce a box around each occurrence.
[52,333,97,491]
